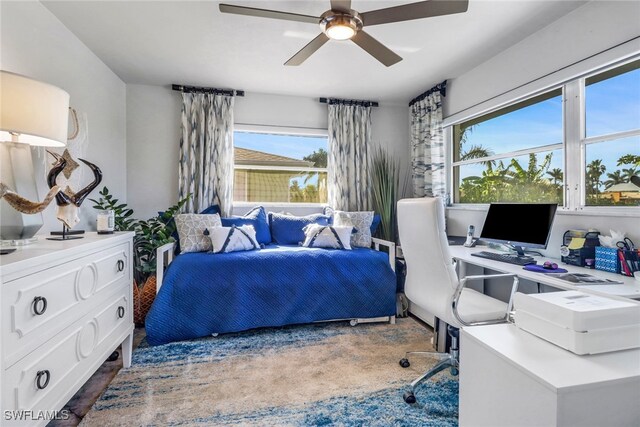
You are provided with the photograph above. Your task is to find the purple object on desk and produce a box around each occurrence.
[523,264,569,273]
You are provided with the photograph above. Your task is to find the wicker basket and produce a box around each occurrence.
[133,276,157,326]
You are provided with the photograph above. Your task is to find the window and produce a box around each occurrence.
[583,60,640,207]
[452,89,564,204]
[451,58,640,210]
[233,130,328,204]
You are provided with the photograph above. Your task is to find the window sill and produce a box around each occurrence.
[233,201,326,209]
[564,207,640,218]
[446,204,640,218]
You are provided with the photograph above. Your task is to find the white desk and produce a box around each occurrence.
[460,324,640,427]
[449,246,640,301]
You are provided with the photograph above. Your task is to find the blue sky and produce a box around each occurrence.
[234,131,327,161]
[460,67,640,180]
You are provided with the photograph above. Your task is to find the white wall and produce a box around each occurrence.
[1,1,127,232]
[445,1,640,119]
[442,0,640,258]
[126,84,410,219]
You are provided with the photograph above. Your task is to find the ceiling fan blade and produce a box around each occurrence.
[330,0,352,13]
[285,33,330,66]
[362,0,469,26]
[351,31,402,67]
[219,4,319,24]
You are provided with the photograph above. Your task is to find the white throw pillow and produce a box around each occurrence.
[175,213,222,253]
[210,225,260,254]
[302,224,352,250]
[333,211,374,248]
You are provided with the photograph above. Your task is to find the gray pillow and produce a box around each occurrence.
[333,211,374,248]
[175,213,222,253]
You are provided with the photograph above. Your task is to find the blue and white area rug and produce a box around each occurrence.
[81,318,458,426]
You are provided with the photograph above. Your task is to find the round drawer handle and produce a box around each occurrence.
[116,259,125,272]
[33,296,47,316]
[117,306,125,319]
[36,370,50,390]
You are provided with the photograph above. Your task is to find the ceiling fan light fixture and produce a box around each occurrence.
[325,23,355,40]
[320,11,362,41]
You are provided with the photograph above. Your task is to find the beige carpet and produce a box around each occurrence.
[81,318,459,426]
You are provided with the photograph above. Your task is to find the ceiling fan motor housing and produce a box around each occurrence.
[320,10,363,40]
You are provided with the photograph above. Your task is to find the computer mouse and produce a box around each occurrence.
[543,261,558,270]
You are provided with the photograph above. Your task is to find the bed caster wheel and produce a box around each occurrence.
[349,319,358,326]
[403,391,416,404]
[450,367,459,376]
[107,351,119,362]
[399,358,410,368]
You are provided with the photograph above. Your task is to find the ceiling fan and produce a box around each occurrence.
[219,0,469,67]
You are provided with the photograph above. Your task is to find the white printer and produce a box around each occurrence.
[514,291,640,355]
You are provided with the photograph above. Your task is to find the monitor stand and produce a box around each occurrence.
[512,245,527,257]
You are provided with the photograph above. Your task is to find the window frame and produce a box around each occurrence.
[446,56,640,217]
[233,124,329,208]
[450,85,565,207]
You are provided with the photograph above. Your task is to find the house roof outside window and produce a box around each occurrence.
[234,147,314,168]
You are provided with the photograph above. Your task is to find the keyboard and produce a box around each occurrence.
[471,251,536,266]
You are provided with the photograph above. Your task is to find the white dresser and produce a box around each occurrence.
[0,232,134,426]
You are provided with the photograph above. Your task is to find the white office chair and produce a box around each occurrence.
[397,197,520,404]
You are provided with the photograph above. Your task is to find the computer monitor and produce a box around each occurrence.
[479,203,557,256]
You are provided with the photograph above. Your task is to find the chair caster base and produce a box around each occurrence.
[403,391,416,404]
[399,358,410,368]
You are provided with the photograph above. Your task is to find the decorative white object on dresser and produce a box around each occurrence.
[0,232,134,426]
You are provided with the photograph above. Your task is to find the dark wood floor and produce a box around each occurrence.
[48,328,146,427]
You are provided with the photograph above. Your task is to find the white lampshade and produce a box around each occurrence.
[0,70,70,147]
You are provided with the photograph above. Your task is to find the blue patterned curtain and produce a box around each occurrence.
[410,87,446,198]
[327,103,372,211]
[179,93,234,216]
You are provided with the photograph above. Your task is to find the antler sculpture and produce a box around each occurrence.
[47,150,103,228]
[0,183,61,214]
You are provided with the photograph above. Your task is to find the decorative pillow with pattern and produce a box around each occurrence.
[324,206,381,236]
[333,211,374,248]
[221,206,271,245]
[208,225,260,254]
[175,213,222,253]
[301,224,352,250]
[268,212,331,245]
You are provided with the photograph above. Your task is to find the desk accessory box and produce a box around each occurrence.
[514,291,640,355]
[618,249,640,277]
[561,230,599,268]
[595,246,621,273]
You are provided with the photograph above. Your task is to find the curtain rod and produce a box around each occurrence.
[319,97,379,107]
[172,84,244,97]
[409,80,447,107]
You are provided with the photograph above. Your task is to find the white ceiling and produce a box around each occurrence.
[42,1,587,104]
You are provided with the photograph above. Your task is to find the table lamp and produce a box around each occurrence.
[0,70,70,244]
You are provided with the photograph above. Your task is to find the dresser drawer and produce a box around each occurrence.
[2,288,132,417]
[2,242,130,367]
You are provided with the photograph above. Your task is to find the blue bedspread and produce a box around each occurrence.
[145,245,397,345]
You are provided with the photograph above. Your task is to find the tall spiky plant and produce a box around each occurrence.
[371,146,401,242]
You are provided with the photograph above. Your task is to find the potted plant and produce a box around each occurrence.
[131,196,189,325]
[92,188,190,325]
[371,146,405,243]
